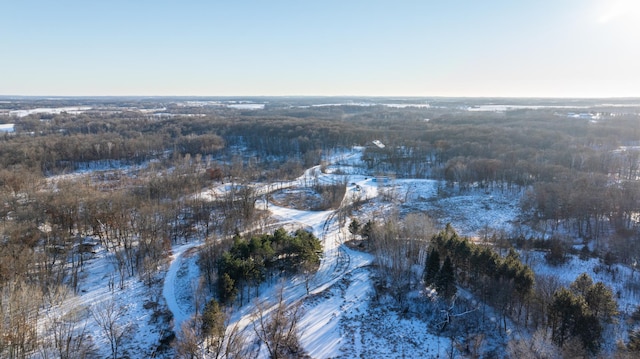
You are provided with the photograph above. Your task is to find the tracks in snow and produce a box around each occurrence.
[163,163,372,349]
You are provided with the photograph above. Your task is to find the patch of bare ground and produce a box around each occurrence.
[269,188,323,210]
[344,239,372,253]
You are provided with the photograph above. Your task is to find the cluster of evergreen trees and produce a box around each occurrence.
[420,226,619,353]
[424,249,456,300]
[548,273,618,353]
[428,225,535,323]
[216,228,322,305]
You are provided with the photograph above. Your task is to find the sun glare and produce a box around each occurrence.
[596,0,640,26]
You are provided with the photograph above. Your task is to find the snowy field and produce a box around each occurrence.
[0,123,15,132]
[42,146,637,358]
[9,106,91,117]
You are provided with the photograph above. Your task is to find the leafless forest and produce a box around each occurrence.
[2,97,640,358]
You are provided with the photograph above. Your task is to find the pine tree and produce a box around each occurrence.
[574,311,602,354]
[548,286,604,354]
[348,218,360,238]
[218,273,237,305]
[424,248,440,286]
[202,299,225,338]
[569,273,618,321]
[549,288,583,348]
[545,238,567,266]
[361,220,374,249]
[570,272,593,298]
[361,220,374,240]
[435,256,456,299]
[585,281,618,321]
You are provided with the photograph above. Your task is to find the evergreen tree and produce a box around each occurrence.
[574,311,602,354]
[218,273,237,305]
[570,272,593,298]
[202,299,225,339]
[548,287,603,354]
[361,220,374,249]
[569,273,618,321]
[424,248,440,286]
[435,256,456,299]
[348,218,360,238]
[514,266,535,302]
[585,281,618,321]
[361,220,374,240]
[549,288,583,348]
[545,238,567,266]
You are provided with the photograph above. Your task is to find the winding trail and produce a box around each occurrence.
[227,172,376,357]
[162,147,375,356]
[162,242,198,333]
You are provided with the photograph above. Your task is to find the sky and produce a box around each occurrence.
[1,0,639,97]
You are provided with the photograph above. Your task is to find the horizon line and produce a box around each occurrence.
[2,94,640,100]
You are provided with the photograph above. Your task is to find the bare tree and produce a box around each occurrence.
[533,274,562,329]
[46,308,95,359]
[301,260,317,295]
[91,299,132,359]
[0,280,42,359]
[252,286,307,359]
[219,321,252,359]
[173,318,203,359]
[506,328,561,359]
[369,213,417,303]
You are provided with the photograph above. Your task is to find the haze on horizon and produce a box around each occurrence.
[1,0,639,98]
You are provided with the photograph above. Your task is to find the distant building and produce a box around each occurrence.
[372,140,385,148]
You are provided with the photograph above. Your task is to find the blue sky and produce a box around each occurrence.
[1,0,638,97]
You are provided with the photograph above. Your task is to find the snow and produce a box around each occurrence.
[299,265,451,359]
[9,106,91,117]
[163,242,200,333]
[467,104,589,112]
[41,144,639,358]
[0,123,14,132]
[40,245,167,358]
[372,139,385,148]
[227,103,265,110]
[201,147,531,357]
[293,103,376,108]
[383,103,431,108]
[217,149,497,358]
[465,103,640,112]
[528,252,640,315]
[400,183,523,237]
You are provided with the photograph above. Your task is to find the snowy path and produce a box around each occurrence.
[228,176,376,357]
[162,242,198,333]
[163,147,378,357]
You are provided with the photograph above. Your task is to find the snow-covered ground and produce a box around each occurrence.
[9,106,91,117]
[529,252,640,315]
[41,245,169,358]
[0,123,15,132]
[163,242,201,333]
[197,148,517,358]
[44,145,638,358]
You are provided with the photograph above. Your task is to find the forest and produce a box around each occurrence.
[1,97,640,358]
